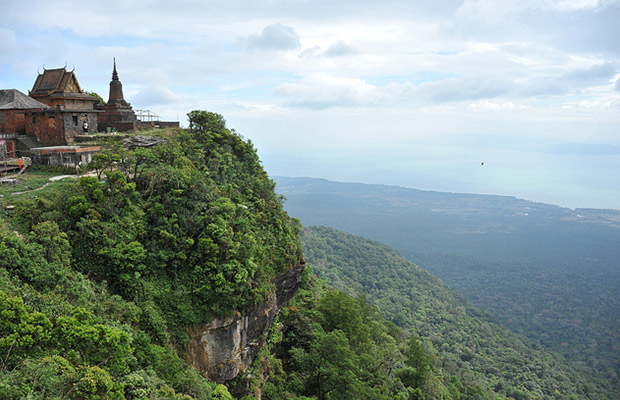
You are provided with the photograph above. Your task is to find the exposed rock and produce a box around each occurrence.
[122,135,167,150]
[184,263,305,384]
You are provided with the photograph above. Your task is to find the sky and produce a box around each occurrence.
[1,0,620,209]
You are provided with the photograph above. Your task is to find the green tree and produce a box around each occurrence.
[85,91,105,106]
[0,291,52,371]
[292,329,363,400]
[28,220,71,266]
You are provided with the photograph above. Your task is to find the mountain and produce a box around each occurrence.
[0,112,303,399]
[274,176,620,396]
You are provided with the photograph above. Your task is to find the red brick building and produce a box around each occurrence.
[27,67,99,144]
[0,89,50,157]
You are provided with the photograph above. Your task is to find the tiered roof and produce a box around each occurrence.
[29,67,95,101]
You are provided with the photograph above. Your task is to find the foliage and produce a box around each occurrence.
[0,110,303,399]
[256,272,492,400]
[276,176,620,397]
[3,108,605,400]
[85,91,106,105]
[300,226,608,399]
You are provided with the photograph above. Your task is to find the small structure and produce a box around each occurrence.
[27,67,98,144]
[136,109,180,130]
[97,60,137,132]
[0,89,50,157]
[30,146,101,167]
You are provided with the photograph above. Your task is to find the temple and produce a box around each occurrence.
[26,67,99,145]
[96,59,138,132]
[0,60,178,167]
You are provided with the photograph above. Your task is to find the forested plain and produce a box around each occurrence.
[275,177,620,397]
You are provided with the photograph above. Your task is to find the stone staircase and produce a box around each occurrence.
[16,135,43,157]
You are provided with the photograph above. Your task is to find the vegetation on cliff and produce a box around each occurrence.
[274,176,620,391]
[251,269,499,400]
[0,111,301,398]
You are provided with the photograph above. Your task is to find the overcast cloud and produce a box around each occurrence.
[1,0,620,208]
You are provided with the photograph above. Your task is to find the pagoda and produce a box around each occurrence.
[97,59,137,132]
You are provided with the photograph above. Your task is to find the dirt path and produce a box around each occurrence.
[8,173,95,197]
[10,182,52,196]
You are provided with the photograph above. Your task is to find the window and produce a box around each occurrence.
[73,116,78,126]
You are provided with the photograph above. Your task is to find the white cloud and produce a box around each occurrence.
[240,24,301,51]
[541,0,616,11]
[2,0,620,207]
[131,86,181,107]
[468,100,526,110]
[323,41,358,57]
[417,76,517,103]
[273,75,380,109]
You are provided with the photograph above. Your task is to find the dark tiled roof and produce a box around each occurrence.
[0,89,51,110]
[30,67,84,96]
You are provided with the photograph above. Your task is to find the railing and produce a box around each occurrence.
[135,109,160,122]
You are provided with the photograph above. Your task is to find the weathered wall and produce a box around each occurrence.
[34,97,95,111]
[184,263,305,384]
[23,110,98,146]
[0,110,26,134]
[97,107,137,132]
[24,111,65,146]
[61,112,98,141]
[137,121,180,130]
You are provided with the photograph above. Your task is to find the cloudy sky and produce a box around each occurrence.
[2,0,620,209]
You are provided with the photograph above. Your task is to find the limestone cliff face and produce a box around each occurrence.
[184,263,305,383]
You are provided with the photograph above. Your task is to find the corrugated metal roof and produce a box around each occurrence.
[0,89,51,110]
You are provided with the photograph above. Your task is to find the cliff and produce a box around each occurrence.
[0,113,304,398]
[185,262,305,383]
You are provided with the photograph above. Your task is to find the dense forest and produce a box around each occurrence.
[258,268,501,399]
[275,176,620,395]
[0,111,301,398]
[300,226,612,399]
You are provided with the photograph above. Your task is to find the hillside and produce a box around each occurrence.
[0,111,303,399]
[300,226,611,399]
[275,176,620,394]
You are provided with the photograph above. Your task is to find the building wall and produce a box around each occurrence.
[97,107,137,132]
[34,97,95,111]
[61,112,98,140]
[0,137,18,158]
[0,110,26,134]
[24,110,67,146]
[137,120,180,130]
[23,110,98,146]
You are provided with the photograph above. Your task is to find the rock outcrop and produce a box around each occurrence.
[184,262,305,383]
[122,135,167,150]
